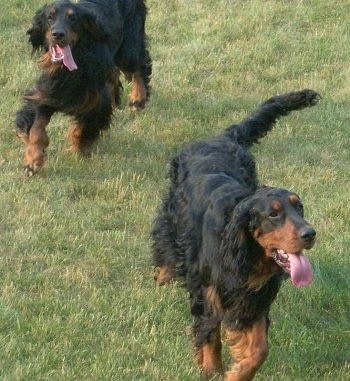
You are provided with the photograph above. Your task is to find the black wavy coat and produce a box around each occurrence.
[15,0,151,175]
[152,90,319,380]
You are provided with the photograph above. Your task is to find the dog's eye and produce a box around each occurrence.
[269,211,279,218]
[68,13,77,22]
[295,203,304,216]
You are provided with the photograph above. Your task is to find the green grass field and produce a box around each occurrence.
[1,0,349,380]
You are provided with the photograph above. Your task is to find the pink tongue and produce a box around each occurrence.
[288,253,313,287]
[61,46,78,71]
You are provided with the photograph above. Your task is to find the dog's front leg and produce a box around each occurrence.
[224,318,268,381]
[24,112,51,176]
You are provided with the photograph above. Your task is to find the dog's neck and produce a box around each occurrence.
[246,255,282,291]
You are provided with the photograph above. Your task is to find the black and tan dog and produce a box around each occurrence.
[16,0,151,175]
[152,90,320,380]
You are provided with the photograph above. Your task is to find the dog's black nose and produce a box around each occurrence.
[52,30,65,40]
[300,226,316,242]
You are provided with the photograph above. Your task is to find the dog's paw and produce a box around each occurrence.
[129,99,146,111]
[155,266,176,285]
[23,147,47,176]
[24,164,38,177]
[23,158,44,176]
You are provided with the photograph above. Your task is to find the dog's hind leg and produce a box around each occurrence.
[119,65,150,110]
[116,2,152,110]
[193,286,224,379]
[152,155,187,284]
[196,323,224,380]
[151,205,179,285]
[107,67,122,109]
[224,317,268,381]
[128,70,149,110]
[15,103,52,176]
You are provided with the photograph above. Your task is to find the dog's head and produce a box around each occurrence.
[222,187,316,288]
[27,1,107,71]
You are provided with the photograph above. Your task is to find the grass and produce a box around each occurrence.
[0,0,350,380]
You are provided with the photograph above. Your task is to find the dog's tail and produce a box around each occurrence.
[226,89,320,147]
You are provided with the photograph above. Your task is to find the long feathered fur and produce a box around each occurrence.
[15,0,151,175]
[151,89,319,379]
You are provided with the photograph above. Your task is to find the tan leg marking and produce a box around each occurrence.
[68,123,93,157]
[129,71,147,110]
[69,123,83,154]
[196,324,223,380]
[155,266,176,285]
[224,318,268,381]
[23,117,50,176]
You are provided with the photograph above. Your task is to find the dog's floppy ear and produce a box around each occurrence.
[27,6,48,52]
[218,197,254,286]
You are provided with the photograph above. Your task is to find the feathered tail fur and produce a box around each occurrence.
[226,89,320,147]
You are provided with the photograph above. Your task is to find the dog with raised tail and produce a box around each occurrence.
[152,89,320,380]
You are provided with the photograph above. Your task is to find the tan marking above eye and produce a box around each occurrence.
[66,8,75,17]
[288,194,300,205]
[270,200,282,211]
